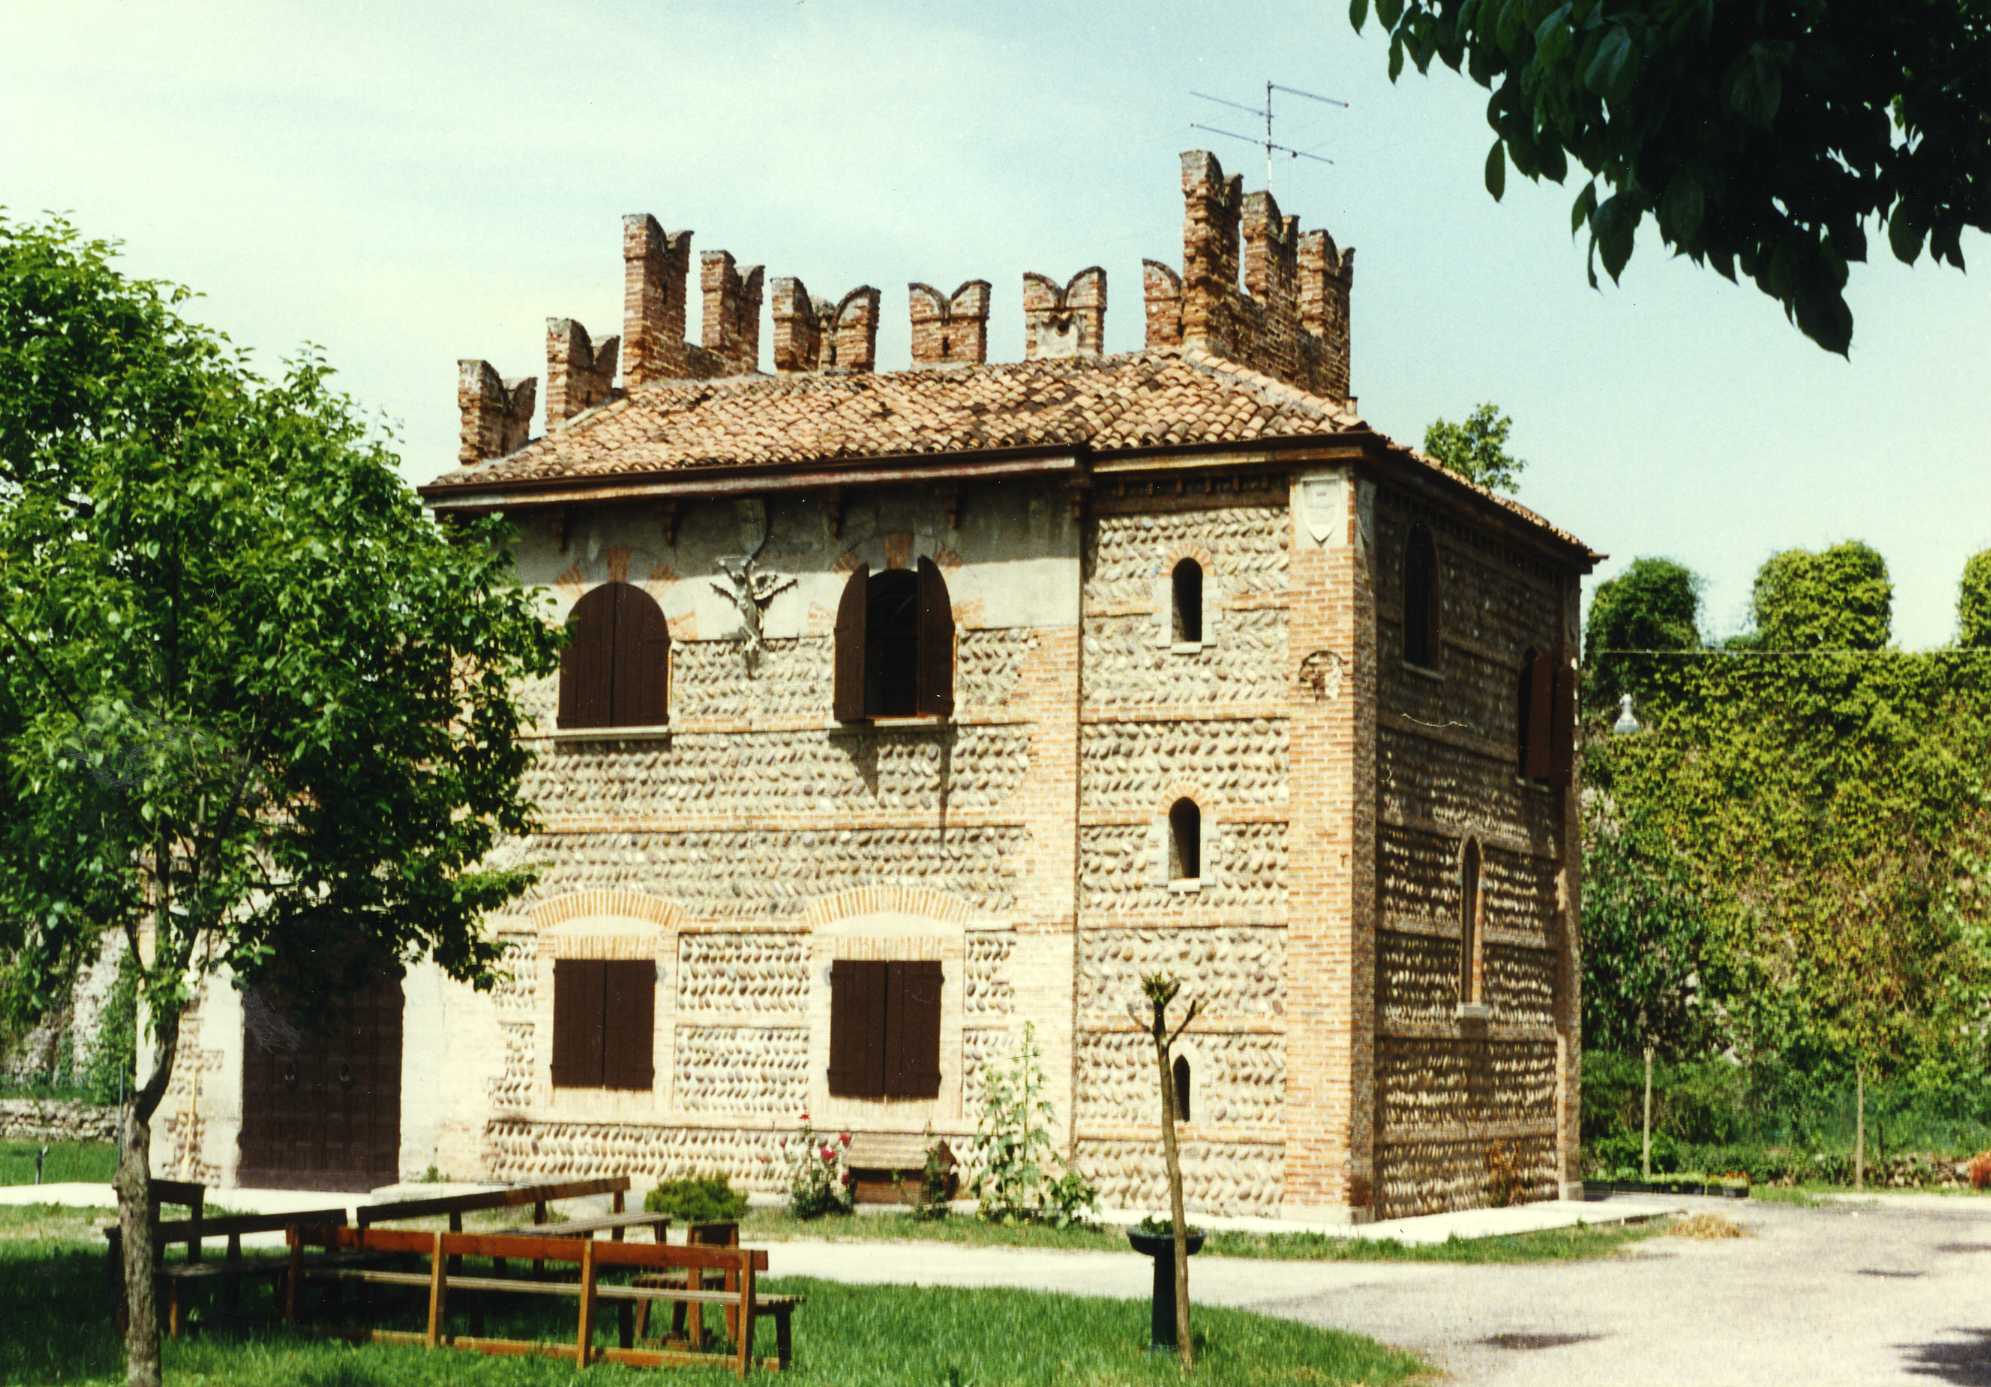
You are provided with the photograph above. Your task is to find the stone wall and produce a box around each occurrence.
[444,484,1081,1188]
[1074,491,1294,1213]
[0,1098,118,1144]
[1368,486,1579,1217]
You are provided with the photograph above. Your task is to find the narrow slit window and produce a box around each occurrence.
[1171,558,1203,643]
[1459,839,1484,1007]
[1404,523,1438,668]
[1169,798,1202,882]
[1516,647,1538,776]
[1172,1054,1192,1123]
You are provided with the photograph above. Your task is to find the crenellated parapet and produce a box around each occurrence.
[1143,150,1355,400]
[457,360,536,465]
[545,318,620,426]
[1021,267,1106,360]
[908,280,992,366]
[451,149,1359,463]
[771,279,880,373]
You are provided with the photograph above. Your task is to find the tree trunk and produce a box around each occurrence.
[115,1096,162,1387]
[119,987,180,1387]
[1854,1064,1866,1192]
[1151,1016,1192,1372]
[1641,1044,1654,1181]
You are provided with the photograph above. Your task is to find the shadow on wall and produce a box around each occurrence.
[1899,1328,1991,1386]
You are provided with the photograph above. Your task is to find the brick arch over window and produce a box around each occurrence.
[1403,523,1438,668]
[557,581,669,729]
[834,557,954,721]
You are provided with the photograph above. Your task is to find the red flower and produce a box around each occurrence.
[839,1132,851,1146]
[820,1144,834,1161]
[841,1170,854,1187]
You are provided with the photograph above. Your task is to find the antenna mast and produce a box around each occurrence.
[1189,81,1349,192]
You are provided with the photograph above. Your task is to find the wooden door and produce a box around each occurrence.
[238,974,403,1191]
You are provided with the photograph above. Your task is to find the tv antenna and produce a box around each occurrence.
[1190,82,1348,191]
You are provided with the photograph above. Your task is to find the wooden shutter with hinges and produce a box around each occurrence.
[1524,648,1555,782]
[915,556,954,718]
[611,585,670,727]
[558,587,617,729]
[828,959,887,1097]
[600,960,656,1091]
[1549,644,1576,787]
[551,959,606,1087]
[884,961,944,1099]
[834,565,869,723]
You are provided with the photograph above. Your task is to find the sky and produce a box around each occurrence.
[5,0,1987,648]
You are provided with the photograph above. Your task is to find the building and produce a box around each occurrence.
[152,151,1596,1220]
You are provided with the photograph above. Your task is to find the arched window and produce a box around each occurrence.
[1404,523,1438,668]
[1459,838,1484,1007]
[1172,1054,1192,1123]
[557,581,670,729]
[1169,798,1202,882]
[1171,558,1204,644]
[834,557,955,722]
[1516,647,1539,776]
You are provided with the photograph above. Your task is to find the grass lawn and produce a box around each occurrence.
[0,1205,1431,1386]
[735,1206,1667,1264]
[0,1139,117,1186]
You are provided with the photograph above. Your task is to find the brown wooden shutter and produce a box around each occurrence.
[828,960,887,1097]
[551,959,606,1087]
[834,565,869,723]
[557,587,617,729]
[914,557,955,718]
[600,960,656,1091]
[1548,646,1576,787]
[1524,648,1555,781]
[884,961,944,1099]
[611,584,670,727]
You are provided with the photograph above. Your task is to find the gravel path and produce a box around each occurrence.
[774,1195,1991,1385]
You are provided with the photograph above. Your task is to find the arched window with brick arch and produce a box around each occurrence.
[1169,798,1202,882]
[557,581,670,729]
[1404,523,1438,668]
[834,558,955,722]
[1171,558,1204,643]
[1459,838,1485,1007]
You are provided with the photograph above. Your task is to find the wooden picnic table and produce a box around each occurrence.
[492,1209,670,1242]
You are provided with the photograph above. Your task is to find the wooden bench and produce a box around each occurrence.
[103,1180,209,1323]
[292,1225,796,1375]
[105,1207,348,1338]
[493,1209,670,1242]
[358,1175,631,1234]
[843,1133,956,1204]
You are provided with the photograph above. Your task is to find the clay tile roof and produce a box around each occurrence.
[426,348,1358,491]
[423,346,1595,558]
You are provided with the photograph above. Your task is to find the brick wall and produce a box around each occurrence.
[1366,483,1581,1217]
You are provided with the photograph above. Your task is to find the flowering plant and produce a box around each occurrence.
[785,1110,854,1219]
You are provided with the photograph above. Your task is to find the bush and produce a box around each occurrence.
[1969,1153,1991,1191]
[970,1022,1098,1228]
[908,1134,953,1222]
[784,1112,853,1220]
[644,1172,748,1224]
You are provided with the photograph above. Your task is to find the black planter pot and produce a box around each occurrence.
[1127,1228,1205,1351]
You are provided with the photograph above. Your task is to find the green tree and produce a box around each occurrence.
[0,216,560,1386]
[1423,401,1526,492]
[1749,540,1892,650]
[1347,1,1989,353]
[1579,790,1718,1175]
[1959,550,1991,648]
[1582,556,1701,722]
